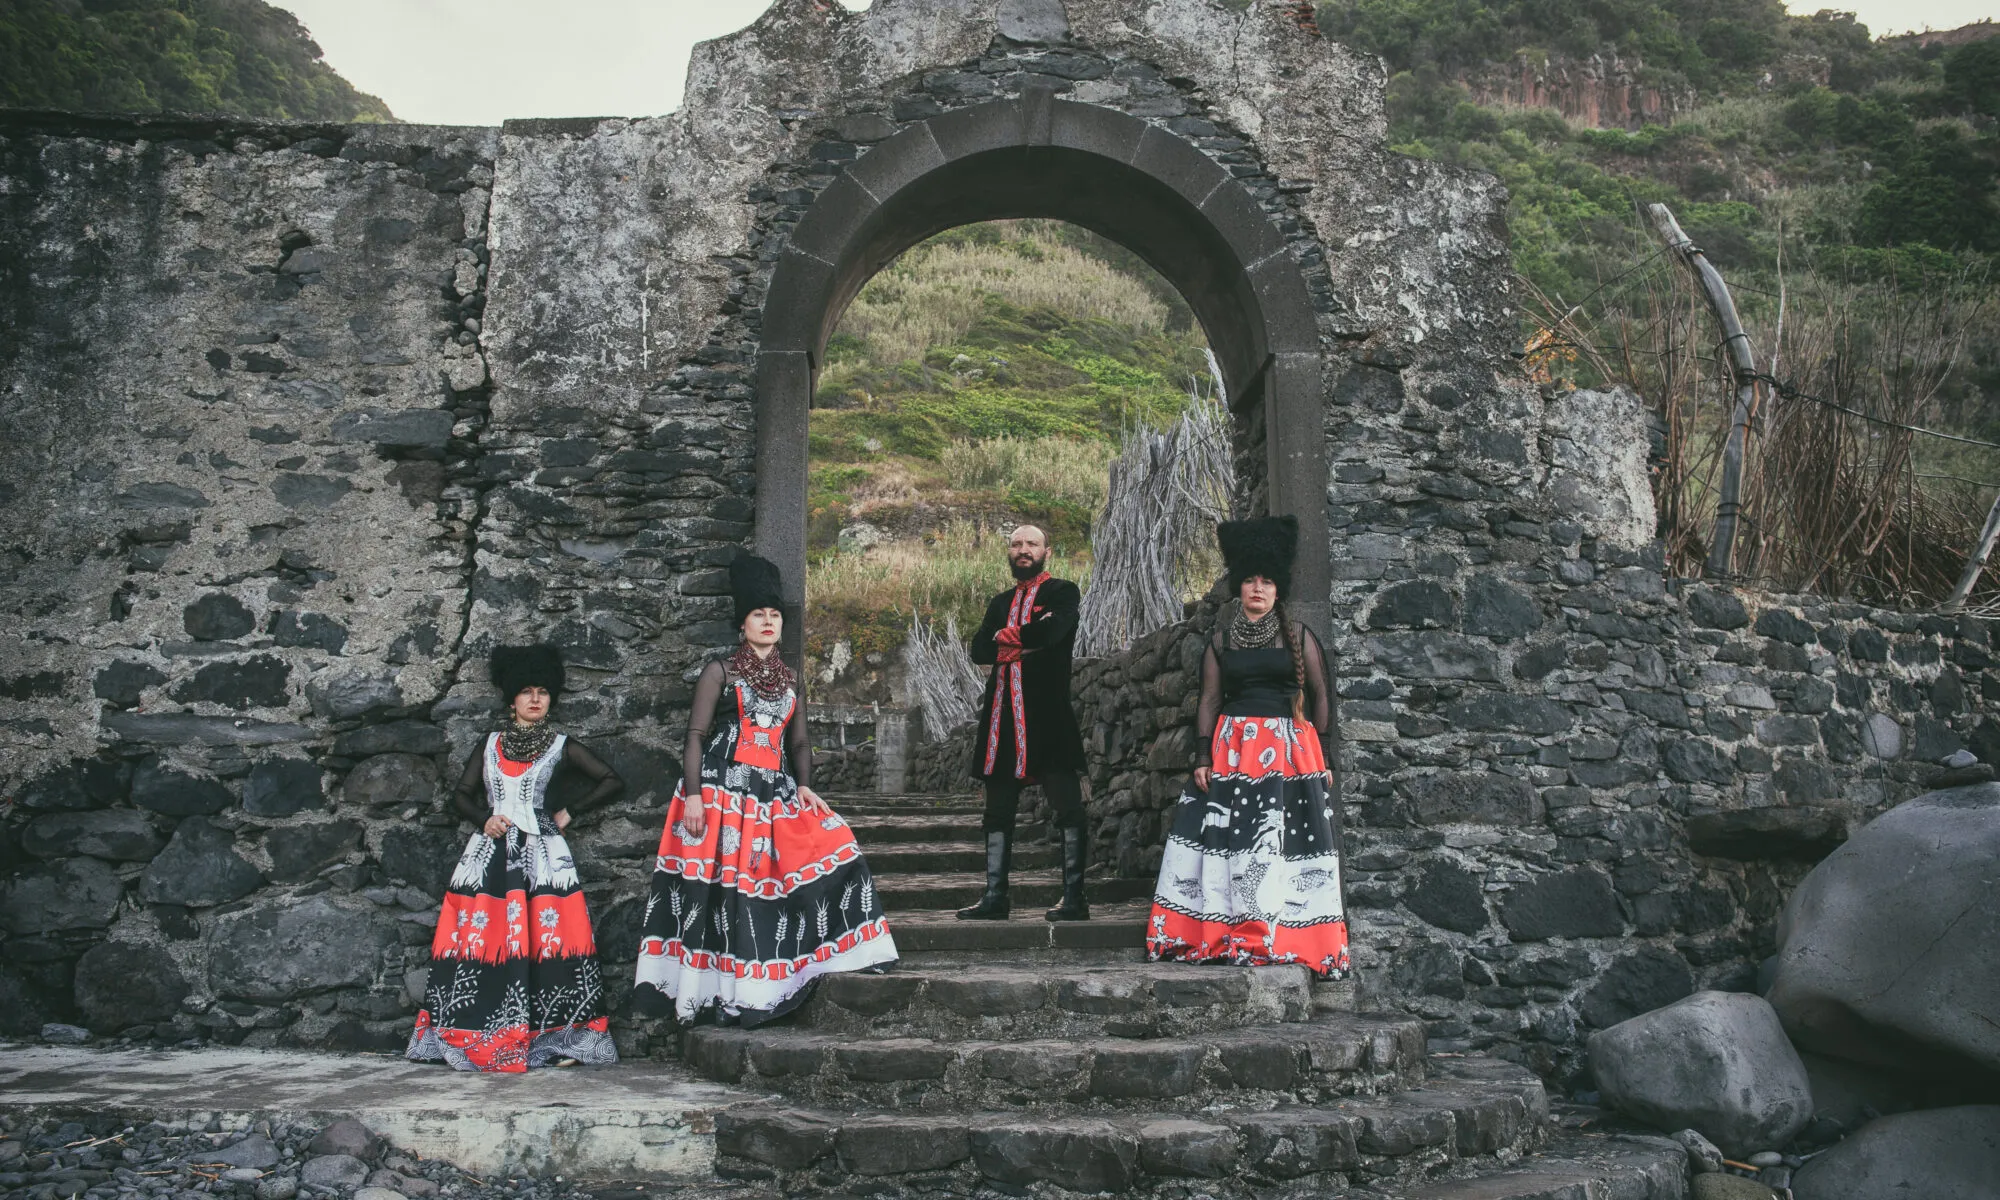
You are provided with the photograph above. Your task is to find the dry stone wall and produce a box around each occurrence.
[1063,386,1998,1084]
[0,111,505,1049]
[1,0,1987,1079]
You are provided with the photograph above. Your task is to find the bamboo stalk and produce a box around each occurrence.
[1942,490,2000,613]
[1645,202,1762,580]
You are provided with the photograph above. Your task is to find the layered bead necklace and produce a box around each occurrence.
[1230,607,1281,650]
[498,717,558,762]
[729,641,795,701]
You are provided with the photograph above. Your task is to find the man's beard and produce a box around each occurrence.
[1009,554,1047,581]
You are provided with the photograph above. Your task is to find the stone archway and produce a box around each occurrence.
[753,85,1330,661]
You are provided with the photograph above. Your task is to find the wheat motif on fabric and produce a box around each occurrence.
[634,681,897,1025]
[405,732,617,1072]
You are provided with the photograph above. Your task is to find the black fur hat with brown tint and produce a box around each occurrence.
[1216,515,1299,599]
[730,554,786,626]
[490,643,565,701]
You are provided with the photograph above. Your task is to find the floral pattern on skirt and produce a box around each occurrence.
[407,736,617,1072]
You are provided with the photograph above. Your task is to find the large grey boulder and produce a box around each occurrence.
[73,942,189,1030]
[1587,990,1812,1157]
[0,857,125,934]
[1768,783,2000,1074]
[1797,1052,1920,1130]
[208,895,398,1002]
[139,816,262,907]
[1791,1106,2000,1200]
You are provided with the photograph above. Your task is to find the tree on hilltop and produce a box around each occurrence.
[0,0,393,121]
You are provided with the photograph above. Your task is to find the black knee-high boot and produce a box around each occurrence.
[1044,826,1090,921]
[956,831,1012,920]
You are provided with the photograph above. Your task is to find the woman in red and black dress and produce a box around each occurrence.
[406,644,622,1072]
[633,554,897,1026]
[1146,516,1350,979]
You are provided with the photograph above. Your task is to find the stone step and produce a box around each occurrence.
[822,793,981,817]
[1404,1131,1689,1199]
[863,839,1060,873]
[683,1011,1428,1111]
[711,1058,1550,1193]
[844,813,985,843]
[877,869,1153,910]
[887,902,1152,952]
[837,803,986,817]
[798,961,1316,1039]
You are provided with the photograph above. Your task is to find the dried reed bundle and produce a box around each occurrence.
[1077,367,1235,656]
[903,612,986,741]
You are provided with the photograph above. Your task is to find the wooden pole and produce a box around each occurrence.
[1645,202,1762,580]
[1942,489,2000,613]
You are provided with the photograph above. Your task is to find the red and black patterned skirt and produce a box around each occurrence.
[1147,715,1350,978]
[633,726,897,1025]
[405,813,616,1072]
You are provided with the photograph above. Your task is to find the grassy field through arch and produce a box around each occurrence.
[801,220,1212,699]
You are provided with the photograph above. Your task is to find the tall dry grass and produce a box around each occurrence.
[939,435,1115,510]
[840,239,1171,365]
[1529,248,1998,607]
[807,518,1094,635]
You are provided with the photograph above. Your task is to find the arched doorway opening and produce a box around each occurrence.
[803,216,1220,705]
[758,87,1329,666]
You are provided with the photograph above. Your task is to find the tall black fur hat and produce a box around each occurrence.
[730,554,786,626]
[1216,515,1299,600]
[491,643,565,701]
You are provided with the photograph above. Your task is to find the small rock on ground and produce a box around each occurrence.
[307,1118,383,1160]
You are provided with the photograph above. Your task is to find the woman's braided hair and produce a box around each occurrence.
[1275,598,1308,727]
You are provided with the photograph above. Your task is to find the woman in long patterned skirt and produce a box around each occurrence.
[406,644,623,1072]
[1147,516,1350,978]
[634,554,897,1026]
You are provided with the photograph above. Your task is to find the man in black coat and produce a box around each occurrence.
[959,524,1091,922]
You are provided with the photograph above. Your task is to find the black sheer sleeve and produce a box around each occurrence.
[1014,580,1079,651]
[1299,625,1334,766]
[1193,640,1223,769]
[788,694,812,790]
[557,739,623,818]
[969,592,1005,666]
[684,661,726,800]
[451,742,488,823]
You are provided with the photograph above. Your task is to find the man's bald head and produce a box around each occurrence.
[1007,525,1049,581]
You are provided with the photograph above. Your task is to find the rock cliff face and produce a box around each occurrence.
[1463,52,1696,129]
[1,0,1992,1073]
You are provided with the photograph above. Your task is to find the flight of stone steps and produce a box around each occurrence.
[836,791,1155,950]
[690,793,1691,1199]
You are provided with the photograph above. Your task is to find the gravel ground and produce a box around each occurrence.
[0,1115,766,1200]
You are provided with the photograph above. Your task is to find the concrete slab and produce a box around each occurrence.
[0,1046,769,1181]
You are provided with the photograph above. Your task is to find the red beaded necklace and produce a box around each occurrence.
[728,641,794,700]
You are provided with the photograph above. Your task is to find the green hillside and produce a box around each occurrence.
[1313,1,2000,600]
[803,220,1212,678]
[0,0,392,121]
[1320,2,1999,299]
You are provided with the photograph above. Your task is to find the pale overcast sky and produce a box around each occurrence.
[285,0,1998,127]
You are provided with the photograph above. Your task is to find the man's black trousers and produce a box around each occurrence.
[981,770,1086,833]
